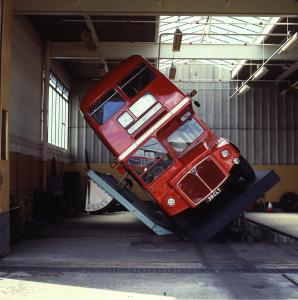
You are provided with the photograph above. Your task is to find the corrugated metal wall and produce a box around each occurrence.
[70,80,112,163]
[70,65,298,165]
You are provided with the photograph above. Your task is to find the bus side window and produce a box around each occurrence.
[88,89,125,125]
[118,64,155,98]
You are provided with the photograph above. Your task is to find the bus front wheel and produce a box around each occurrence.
[238,156,255,182]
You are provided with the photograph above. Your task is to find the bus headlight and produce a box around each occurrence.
[167,197,176,207]
[221,149,230,158]
[233,157,240,165]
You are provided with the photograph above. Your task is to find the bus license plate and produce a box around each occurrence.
[207,188,221,202]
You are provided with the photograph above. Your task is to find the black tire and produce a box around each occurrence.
[279,192,298,212]
[238,156,255,181]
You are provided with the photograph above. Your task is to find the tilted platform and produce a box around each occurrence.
[244,212,298,241]
[87,170,174,235]
[87,169,280,241]
[188,170,280,242]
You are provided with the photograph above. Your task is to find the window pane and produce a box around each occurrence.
[117,112,134,128]
[48,72,70,150]
[50,73,57,87]
[142,154,173,184]
[48,87,53,145]
[127,103,162,135]
[89,89,125,125]
[167,118,204,153]
[128,138,173,184]
[119,64,155,98]
[129,93,157,118]
[65,101,69,149]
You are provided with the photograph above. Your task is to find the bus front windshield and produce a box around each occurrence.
[167,118,204,153]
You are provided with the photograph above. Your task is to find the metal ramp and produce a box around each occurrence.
[87,170,174,235]
[188,170,280,242]
[87,169,280,241]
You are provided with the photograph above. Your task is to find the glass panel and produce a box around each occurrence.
[53,88,57,145]
[128,138,166,175]
[129,93,157,118]
[142,154,173,184]
[128,138,173,184]
[63,87,69,99]
[119,64,155,98]
[48,86,53,145]
[127,103,162,135]
[56,80,64,94]
[117,112,134,128]
[89,89,125,125]
[48,73,70,150]
[167,118,204,153]
[49,73,57,87]
[65,100,69,149]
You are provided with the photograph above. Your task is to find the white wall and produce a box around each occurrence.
[9,16,72,159]
[10,16,42,155]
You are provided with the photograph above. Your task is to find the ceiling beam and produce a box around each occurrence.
[49,42,298,61]
[13,0,298,16]
[83,14,109,72]
[276,61,298,83]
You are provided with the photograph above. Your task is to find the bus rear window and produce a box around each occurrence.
[167,118,204,153]
[88,89,125,125]
[118,64,155,98]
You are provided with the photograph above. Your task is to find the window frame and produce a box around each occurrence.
[48,72,70,150]
[126,137,174,185]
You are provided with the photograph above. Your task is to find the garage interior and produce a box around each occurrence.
[0,1,298,299]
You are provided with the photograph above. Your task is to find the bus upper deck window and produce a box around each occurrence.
[88,89,125,125]
[119,64,155,98]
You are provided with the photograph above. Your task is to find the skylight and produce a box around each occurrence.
[158,16,280,71]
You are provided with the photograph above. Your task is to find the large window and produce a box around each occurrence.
[128,138,173,184]
[118,64,155,98]
[48,72,70,149]
[167,118,204,153]
[88,89,125,125]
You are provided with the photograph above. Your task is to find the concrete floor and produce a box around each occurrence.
[0,212,298,299]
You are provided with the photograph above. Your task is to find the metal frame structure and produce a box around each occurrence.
[87,170,174,236]
[12,0,298,16]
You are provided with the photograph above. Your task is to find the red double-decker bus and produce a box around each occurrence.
[80,55,255,217]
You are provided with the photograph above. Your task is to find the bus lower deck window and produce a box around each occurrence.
[128,138,173,183]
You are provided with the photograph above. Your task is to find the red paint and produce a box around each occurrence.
[80,55,240,217]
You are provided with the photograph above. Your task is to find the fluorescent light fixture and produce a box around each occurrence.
[278,32,298,55]
[172,28,182,52]
[237,84,250,95]
[252,66,269,80]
